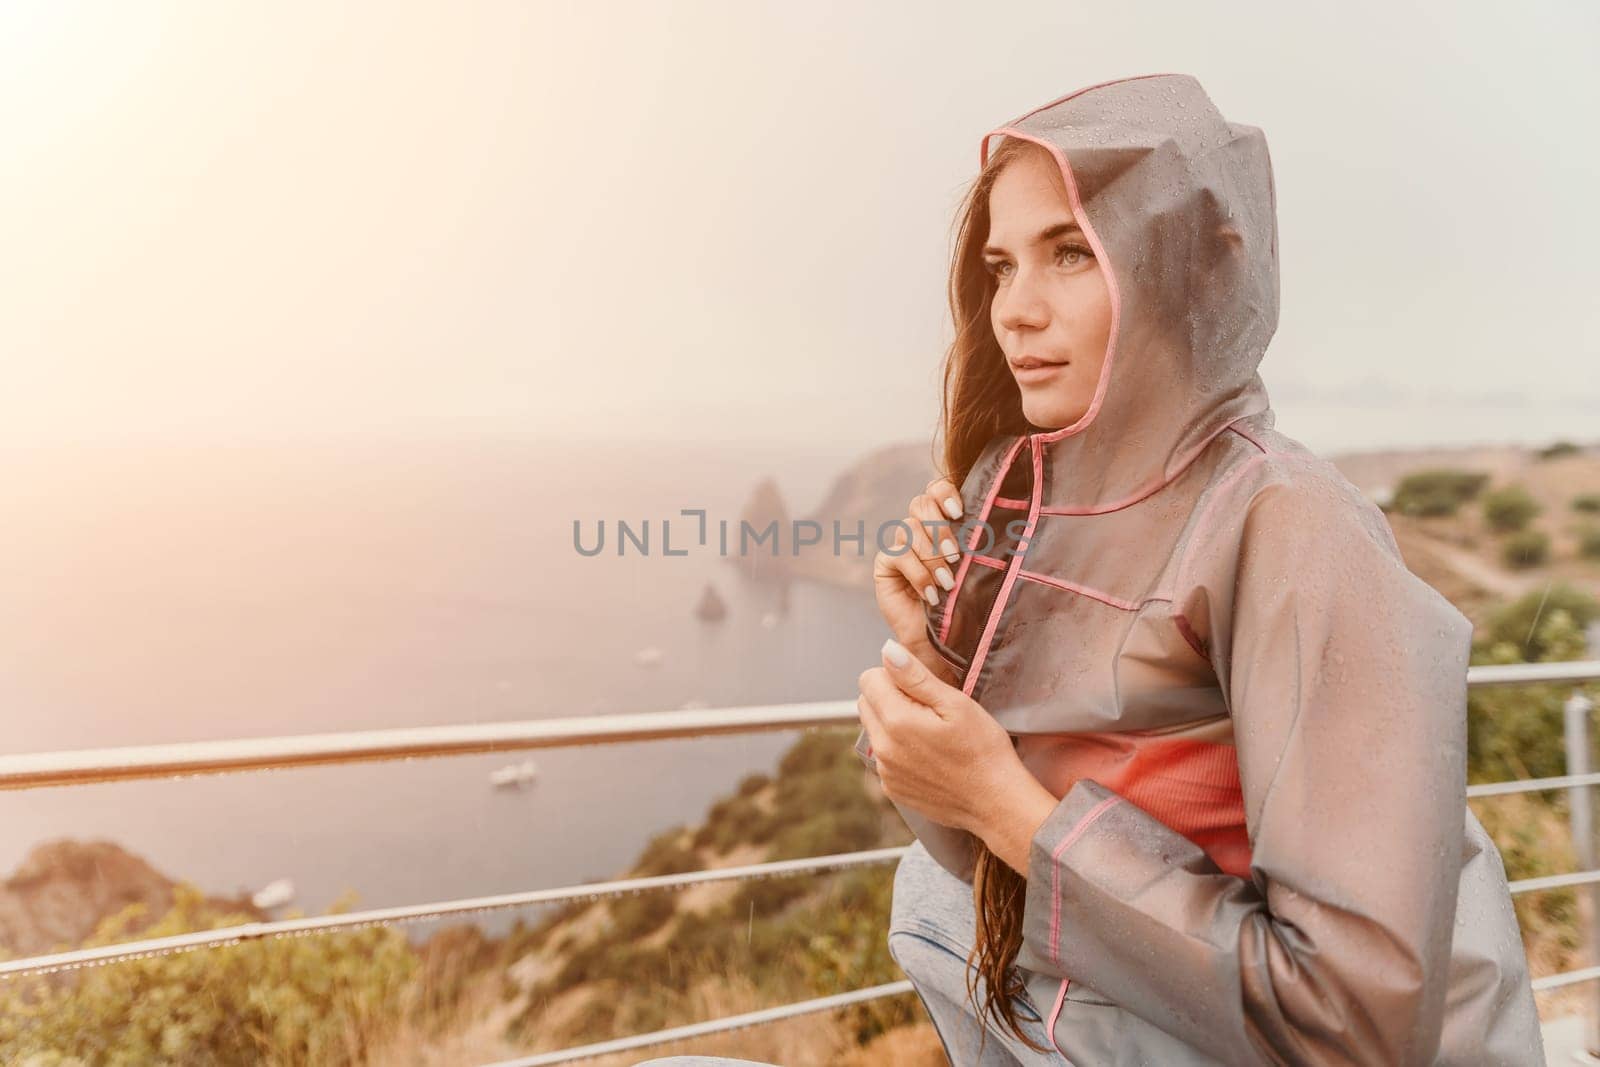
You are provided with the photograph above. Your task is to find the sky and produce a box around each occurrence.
[2,1,1596,455]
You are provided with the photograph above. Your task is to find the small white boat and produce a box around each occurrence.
[252,877,296,910]
[634,645,664,667]
[489,758,540,789]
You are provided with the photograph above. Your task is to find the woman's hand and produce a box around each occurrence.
[872,477,965,685]
[857,637,1050,844]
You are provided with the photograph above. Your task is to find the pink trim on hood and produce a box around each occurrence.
[983,128,1122,452]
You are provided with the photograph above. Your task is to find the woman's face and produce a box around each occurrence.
[984,146,1114,431]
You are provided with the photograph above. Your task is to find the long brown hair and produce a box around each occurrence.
[937,133,1062,1056]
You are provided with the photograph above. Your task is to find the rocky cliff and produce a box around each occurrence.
[0,839,264,958]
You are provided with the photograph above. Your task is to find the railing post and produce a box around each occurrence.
[1565,688,1599,1054]
[1574,619,1600,1055]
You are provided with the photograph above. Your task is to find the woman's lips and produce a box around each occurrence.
[1012,359,1068,384]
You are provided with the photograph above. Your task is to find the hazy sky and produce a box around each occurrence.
[2,1,1596,454]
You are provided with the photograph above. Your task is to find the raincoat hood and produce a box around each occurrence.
[857,73,1543,1065]
[918,73,1288,731]
[993,72,1279,511]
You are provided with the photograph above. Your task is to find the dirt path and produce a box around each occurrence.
[1414,531,1540,600]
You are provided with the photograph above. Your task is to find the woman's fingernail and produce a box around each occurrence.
[882,638,911,667]
[935,566,954,590]
[940,539,960,563]
[942,496,962,519]
[923,585,939,606]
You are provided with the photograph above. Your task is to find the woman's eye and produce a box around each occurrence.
[986,245,1090,280]
[1056,243,1093,268]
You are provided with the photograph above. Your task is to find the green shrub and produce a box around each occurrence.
[730,871,816,918]
[1391,469,1489,517]
[1502,530,1550,569]
[1573,493,1600,515]
[692,793,773,852]
[702,800,780,853]
[0,885,417,1066]
[1483,485,1541,533]
[1537,440,1581,460]
[737,772,772,797]
[778,729,851,779]
[1483,583,1600,660]
[635,825,698,877]
[610,889,676,940]
[1468,601,1598,785]
[1580,526,1600,561]
[774,740,863,814]
[769,806,881,862]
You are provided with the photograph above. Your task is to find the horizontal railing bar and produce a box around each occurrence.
[12,845,1586,978]
[0,700,860,791]
[1508,868,1600,896]
[1468,771,1600,798]
[0,847,909,980]
[1466,662,1600,688]
[1532,965,1600,992]
[482,980,917,1067]
[1,662,1595,792]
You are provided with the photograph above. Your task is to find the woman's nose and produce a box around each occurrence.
[994,270,1050,333]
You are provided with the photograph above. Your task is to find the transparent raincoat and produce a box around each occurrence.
[857,73,1543,1065]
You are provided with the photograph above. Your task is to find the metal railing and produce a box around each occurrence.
[2,660,1599,1063]
[0,699,859,791]
[0,847,911,980]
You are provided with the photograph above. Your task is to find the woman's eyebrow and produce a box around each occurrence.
[983,220,1084,256]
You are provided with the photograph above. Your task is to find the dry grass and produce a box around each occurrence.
[370,976,528,1065]
[637,842,770,953]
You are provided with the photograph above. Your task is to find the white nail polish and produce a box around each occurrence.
[924,585,939,606]
[943,496,962,519]
[882,637,911,667]
[935,567,954,590]
[941,539,959,563]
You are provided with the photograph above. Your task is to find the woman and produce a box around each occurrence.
[852,73,1544,1064]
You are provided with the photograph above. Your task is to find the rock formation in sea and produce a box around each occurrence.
[694,582,727,622]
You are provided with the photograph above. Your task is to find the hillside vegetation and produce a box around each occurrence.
[0,730,940,1066]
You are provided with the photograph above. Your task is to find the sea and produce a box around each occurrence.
[0,434,894,943]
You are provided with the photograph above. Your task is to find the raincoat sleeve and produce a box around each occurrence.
[855,725,979,885]
[1012,470,1473,1065]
